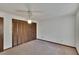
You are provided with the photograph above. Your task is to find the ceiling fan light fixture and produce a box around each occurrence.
[27,19,32,24]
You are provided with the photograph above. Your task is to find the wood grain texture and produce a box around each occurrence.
[12,19,36,47]
[0,17,3,52]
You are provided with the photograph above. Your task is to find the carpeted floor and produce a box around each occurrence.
[0,39,77,55]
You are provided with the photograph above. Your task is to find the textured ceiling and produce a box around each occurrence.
[0,3,78,20]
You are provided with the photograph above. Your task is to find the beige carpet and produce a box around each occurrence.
[0,39,77,55]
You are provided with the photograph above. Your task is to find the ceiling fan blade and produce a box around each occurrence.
[32,11,43,13]
[16,10,43,13]
[16,10,28,12]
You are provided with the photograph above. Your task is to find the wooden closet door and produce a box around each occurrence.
[27,23,36,41]
[12,19,37,47]
[17,21,22,45]
[25,22,28,42]
[12,20,18,47]
[31,23,36,40]
[27,24,32,41]
[23,21,27,42]
[21,21,28,43]
[0,17,3,52]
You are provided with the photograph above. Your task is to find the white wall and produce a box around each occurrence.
[37,15,75,47]
[4,16,12,49]
[76,10,79,53]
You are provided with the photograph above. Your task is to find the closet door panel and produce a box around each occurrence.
[25,22,28,42]
[12,20,18,47]
[31,23,34,40]
[0,18,3,52]
[23,22,26,42]
[28,24,32,41]
[21,21,24,43]
[17,21,22,45]
[32,23,36,40]
[30,23,36,40]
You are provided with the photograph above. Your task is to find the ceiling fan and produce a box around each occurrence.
[16,4,42,24]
